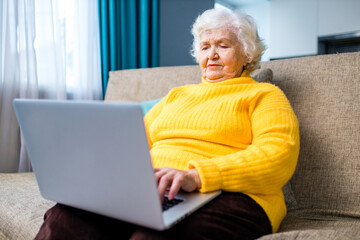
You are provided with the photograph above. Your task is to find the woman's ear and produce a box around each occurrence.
[246,54,252,65]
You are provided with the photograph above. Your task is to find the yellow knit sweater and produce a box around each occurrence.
[144,71,300,232]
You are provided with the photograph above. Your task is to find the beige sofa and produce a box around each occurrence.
[1,52,359,239]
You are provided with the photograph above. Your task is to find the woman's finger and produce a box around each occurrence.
[153,167,162,173]
[154,169,165,184]
[155,168,201,202]
[157,173,173,202]
[168,174,183,200]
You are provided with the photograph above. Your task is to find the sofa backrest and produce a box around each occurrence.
[105,65,202,102]
[106,52,360,217]
[258,52,360,216]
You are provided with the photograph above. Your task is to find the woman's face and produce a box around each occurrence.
[199,28,248,82]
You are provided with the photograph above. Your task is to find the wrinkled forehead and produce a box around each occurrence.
[199,28,240,44]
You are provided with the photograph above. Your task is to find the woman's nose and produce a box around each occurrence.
[208,47,219,59]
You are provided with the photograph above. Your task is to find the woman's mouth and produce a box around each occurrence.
[207,64,220,67]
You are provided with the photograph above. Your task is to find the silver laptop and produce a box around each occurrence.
[13,99,220,231]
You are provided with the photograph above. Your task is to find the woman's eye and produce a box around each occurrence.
[201,46,209,51]
[220,45,229,48]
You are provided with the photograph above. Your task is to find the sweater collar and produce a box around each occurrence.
[201,70,255,85]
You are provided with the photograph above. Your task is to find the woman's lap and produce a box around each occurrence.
[35,192,271,240]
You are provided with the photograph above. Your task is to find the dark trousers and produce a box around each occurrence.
[35,192,272,240]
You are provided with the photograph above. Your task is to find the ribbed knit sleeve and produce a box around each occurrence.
[188,86,300,195]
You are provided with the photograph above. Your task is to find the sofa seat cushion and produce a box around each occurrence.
[259,210,360,239]
[0,173,55,240]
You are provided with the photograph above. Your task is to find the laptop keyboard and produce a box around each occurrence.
[162,196,184,211]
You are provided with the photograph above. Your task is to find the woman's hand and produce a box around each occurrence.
[154,167,201,202]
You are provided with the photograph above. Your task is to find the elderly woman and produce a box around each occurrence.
[35,8,299,240]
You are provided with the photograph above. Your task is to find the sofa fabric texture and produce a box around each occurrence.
[0,173,55,240]
[259,55,360,218]
[0,52,359,240]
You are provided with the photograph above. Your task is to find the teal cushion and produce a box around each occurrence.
[139,98,162,116]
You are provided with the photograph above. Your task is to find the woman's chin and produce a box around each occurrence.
[205,74,232,82]
[205,74,224,82]
[205,78,223,83]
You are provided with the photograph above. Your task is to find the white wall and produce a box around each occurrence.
[318,0,360,36]
[239,1,271,61]
[228,0,360,60]
[269,0,318,59]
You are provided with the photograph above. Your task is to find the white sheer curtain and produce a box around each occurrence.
[0,0,102,173]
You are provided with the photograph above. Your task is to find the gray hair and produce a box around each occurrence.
[191,8,266,73]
